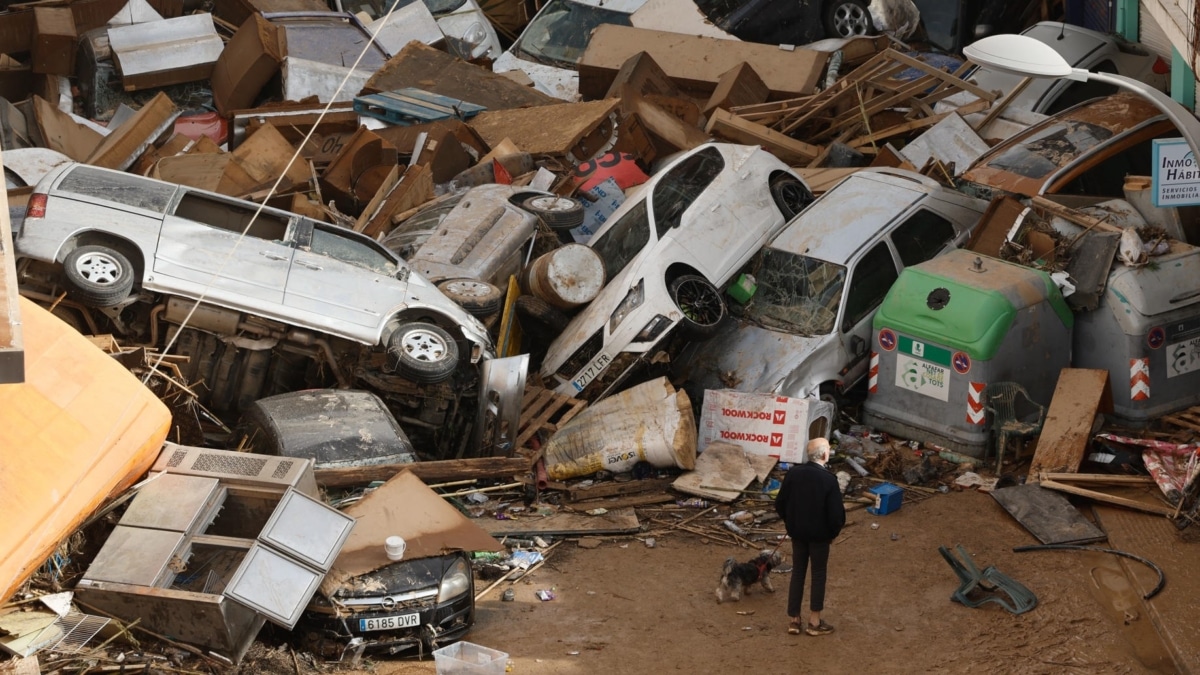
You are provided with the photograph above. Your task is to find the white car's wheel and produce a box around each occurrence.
[386,322,460,384]
[669,274,726,340]
[824,0,871,38]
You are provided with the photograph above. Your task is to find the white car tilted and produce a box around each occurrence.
[540,143,814,399]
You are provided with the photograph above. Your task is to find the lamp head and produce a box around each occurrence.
[964,33,1074,79]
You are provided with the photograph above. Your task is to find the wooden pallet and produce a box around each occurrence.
[1163,406,1200,435]
[516,386,588,449]
[353,88,486,126]
[725,49,996,167]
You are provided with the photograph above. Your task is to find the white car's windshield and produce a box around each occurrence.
[743,249,845,336]
[590,199,650,281]
[514,0,633,68]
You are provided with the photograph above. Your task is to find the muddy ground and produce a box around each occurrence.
[289,488,1183,675]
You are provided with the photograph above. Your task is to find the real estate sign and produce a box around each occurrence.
[1152,138,1200,206]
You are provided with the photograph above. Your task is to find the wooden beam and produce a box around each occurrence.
[971,77,1033,133]
[1028,368,1113,478]
[315,456,533,488]
[706,109,819,164]
[1041,473,1156,485]
[567,477,674,501]
[1030,195,1124,234]
[1038,477,1176,516]
[847,99,989,149]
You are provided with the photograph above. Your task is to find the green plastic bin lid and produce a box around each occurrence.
[873,251,1072,361]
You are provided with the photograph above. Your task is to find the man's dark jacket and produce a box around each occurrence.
[775,461,846,543]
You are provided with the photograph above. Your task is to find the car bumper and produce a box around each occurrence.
[305,591,475,657]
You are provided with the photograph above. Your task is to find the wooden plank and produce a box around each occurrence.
[847,99,989,149]
[482,506,640,536]
[518,389,558,428]
[887,49,997,102]
[314,456,532,488]
[1039,478,1176,516]
[705,109,818,164]
[568,493,676,510]
[555,399,588,427]
[1028,368,1113,479]
[567,477,674,501]
[516,393,570,448]
[1041,473,1156,485]
[966,195,1025,258]
[1031,195,1125,235]
[971,76,1033,133]
[468,98,619,156]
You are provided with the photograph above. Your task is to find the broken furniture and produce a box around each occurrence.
[984,382,1046,474]
[938,545,1037,615]
[74,444,355,664]
[722,49,996,167]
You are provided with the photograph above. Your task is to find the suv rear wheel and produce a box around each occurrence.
[386,322,460,384]
[63,244,135,307]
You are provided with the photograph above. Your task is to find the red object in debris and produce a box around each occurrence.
[174,111,228,145]
[1152,56,1170,75]
[574,152,649,192]
[492,158,513,184]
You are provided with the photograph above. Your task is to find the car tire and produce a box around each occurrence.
[770,175,812,220]
[823,0,871,38]
[63,244,136,308]
[669,274,725,340]
[386,322,460,384]
[522,195,586,231]
[438,278,503,318]
[516,295,570,335]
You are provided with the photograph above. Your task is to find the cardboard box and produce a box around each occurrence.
[0,11,34,57]
[32,8,77,76]
[211,13,286,117]
[579,24,827,101]
[698,390,834,463]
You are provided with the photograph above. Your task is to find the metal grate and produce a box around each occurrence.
[271,460,295,480]
[556,328,604,380]
[166,448,188,467]
[192,452,268,477]
[47,613,110,654]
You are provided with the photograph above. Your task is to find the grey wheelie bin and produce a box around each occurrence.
[1074,243,1200,425]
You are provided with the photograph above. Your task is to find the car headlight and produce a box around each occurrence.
[633,315,671,343]
[438,558,471,602]
[462,22,487,47]
[609,280,645,333]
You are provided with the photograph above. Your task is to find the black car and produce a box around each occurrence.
[304,551,476,657]
[696,0,869,46]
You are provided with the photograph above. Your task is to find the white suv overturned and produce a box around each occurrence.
[15,163,497,451]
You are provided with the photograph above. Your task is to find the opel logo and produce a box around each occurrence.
[380,596,397,610]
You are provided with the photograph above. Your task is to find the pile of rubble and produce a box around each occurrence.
[3,0,1200,670]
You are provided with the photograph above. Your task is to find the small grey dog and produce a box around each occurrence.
[715,549,784,603]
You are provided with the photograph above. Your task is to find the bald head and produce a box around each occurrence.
[808,437,831,465]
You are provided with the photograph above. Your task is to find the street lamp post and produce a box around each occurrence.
[963,33,1200,162]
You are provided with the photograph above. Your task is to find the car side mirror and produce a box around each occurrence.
[851,335,867,357]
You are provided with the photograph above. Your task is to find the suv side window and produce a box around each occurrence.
[890,209,956,267]
[842,242,899,333]
[651,147,724,238]
[310,225,397,276]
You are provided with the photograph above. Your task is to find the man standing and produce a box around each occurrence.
[776,437,845,636]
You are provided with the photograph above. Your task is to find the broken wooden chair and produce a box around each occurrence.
[938,544,1037,615]
[984,381,1046,474]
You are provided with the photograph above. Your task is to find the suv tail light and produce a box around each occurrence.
[27,193,47,219]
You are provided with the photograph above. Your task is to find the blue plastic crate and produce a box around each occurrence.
[867,483,903,515]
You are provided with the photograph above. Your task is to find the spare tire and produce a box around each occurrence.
[522,195,585,231]
[516,295,570,336]
[386,322,460,384]
[437,278,503,318]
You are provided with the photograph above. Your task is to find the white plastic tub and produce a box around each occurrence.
[432,641,508,675]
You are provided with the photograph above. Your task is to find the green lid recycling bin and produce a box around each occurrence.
[862,250,1073,457]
